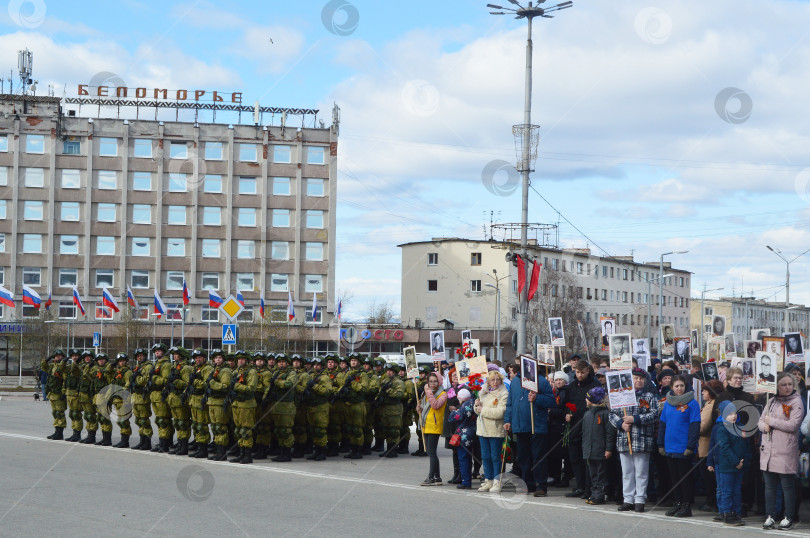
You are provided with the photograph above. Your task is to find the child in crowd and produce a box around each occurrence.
[448,388,477,489]
[581,386,616,505]
[707,400,750,526]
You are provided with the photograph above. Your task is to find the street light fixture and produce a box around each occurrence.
[766,245,810,307]
[489,0,573,355]
[658,250,688,360]
[646,273,673,345]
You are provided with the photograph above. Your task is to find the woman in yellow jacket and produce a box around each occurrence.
[418,372,447,486]
[475,370,509,493]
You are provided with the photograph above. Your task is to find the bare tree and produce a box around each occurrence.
[366,298,395,326]
[527,269,588,358]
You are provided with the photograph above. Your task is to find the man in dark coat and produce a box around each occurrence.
[561,359,600,498]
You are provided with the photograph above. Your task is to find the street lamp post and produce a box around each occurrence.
[699,286,724,358]
[488,0,573,355]
[646,273,673,346]
[658,250,688,361]
[766,245,810,307]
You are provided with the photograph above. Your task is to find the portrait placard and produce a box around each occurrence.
[762,337,784,372]
[600,316,615,351]
[609,333,632,370]
[711,315,726,338]
[755,351,777,393]
[632,338,650,372]
[429,330,445,358]
[785,332,804,363]
[701,362,719,381]
[520,355,538,393]
[404,346,418,379]
[731,357,756,393]
[752,328,770,342]
[548,317,565,347]
[605,369,637,409]
[673,337,691,366]
[744,340,761,358]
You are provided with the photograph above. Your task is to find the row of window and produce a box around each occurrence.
[3,168,326,196]
[427,252,481,266]
[9,201,325,228]
[2,135,328,165]
[7,266,324,293]
[14,234,325,260]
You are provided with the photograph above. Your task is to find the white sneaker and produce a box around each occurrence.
[478,479,492,492]
[490,480,501,493]
[762,516,775,529]
[778,517,793,530]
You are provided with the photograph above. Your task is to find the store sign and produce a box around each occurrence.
[77,85,242,103]
[339,328,404,341]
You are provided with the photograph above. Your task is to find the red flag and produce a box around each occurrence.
[516,254,526,294]
[527,260,542,300]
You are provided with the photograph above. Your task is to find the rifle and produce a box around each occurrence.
[146,362,162,393]
[222,373,238,411]
[161,363,179,402]
[303,374,320,403]
[338,372,355,401]
[182,367,199,404]
[261,371,282,408]
[200,369,217,409]
[374,380,393,409]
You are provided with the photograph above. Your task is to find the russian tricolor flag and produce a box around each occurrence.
[102,287,120,313]
[73,286,85,316]
[312,292,319,321]
[209,290,223,308]
[154,289,167,318]
[0,285,14,308]
[44,289,52,311]
[287,291,295,321]
[127,286,139,310]
[259,292,265,319]
[182,279,190,306]
[236,290,245,307]
[22,285,41,308]
[336,299,342,321]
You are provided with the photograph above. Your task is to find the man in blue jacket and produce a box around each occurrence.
[503,360,556,496]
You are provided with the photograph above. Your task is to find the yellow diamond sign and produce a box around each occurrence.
[219,295,244,321]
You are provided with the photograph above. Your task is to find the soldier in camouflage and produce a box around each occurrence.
[128,348,153,450]
[304,356,333,461]
[229,351,258,464]
[363,356,380,455]
[290,354,310,458]
[205,349,232,461]
[63,349,84,442]
[340,352,369,460]
[186,348,213,459]
[78,350,98,444]
[399,366,416,454]
[266,354,298,462]
[324,353,343,457]
[45,349,67,440]
[111,352,133,448]
[166,347,192,455]
[378,363,406,458]
[252,352,272,460]
[90,352,113,446]
[149,343,174,453]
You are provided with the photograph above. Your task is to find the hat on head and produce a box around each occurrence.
[553,371,568,382]
[586,386,606,404]
[658,368,676,384]
[718,400,734,417]
[596,368,609,377]
[457,388,472,402]
[785,362,801,373]
[568,354,581,362]
[631,367,646,378]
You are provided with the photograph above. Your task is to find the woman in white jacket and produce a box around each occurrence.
[475,370,509,493]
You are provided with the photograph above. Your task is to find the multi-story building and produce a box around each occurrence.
[0,92,337,346]
[399,237,692,356]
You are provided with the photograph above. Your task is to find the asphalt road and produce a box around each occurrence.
[1,394,807,537]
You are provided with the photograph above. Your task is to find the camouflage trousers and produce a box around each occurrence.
[342,402,366,446]
[150,393,174,440]
[207,403,229,446]
[66,393,83,431]
[188,398,210,445]
[270,401,296,448]
[328,402,344,444]
[170,405,191,440]
[79,392,97,431]
[380,403,403,445]
[48,394,67,428]
[131,401,153,437]
[307,403,330,447]
[293,404,308,444]
[231,406,256,448]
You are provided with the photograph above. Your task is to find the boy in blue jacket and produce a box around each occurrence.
[448,388,477,489]
[707,400,751,526]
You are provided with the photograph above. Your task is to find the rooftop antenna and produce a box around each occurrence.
[17,48,33,95]
[253,100,260,125]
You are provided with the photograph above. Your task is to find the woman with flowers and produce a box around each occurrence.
[474,370,509,493]
[417,372,447,486]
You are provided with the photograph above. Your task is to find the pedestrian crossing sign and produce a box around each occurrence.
[222,324,237,345]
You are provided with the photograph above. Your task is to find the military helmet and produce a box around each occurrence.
[311,356,324,366]
[291,353,304,363]
[233,349,247,359]
[209,348,225,360]
[152,342,168,353]
[116,352,128,362]
[338,355,349,364]
[347,351,361,360]
[52,348,66,357]
[362,356,371,365]
[418,365,430,374]
[95,352,109,362]
[373,358,385,368]
[276,353,290,363]
[324,351,339,361]
[133,347,147,357]
[192,348,206,358]
[385,363,400,373]
[81,350,95,359]
[69,348,82,357]
[252,351,265,360]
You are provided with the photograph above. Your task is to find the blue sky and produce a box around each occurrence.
[3,0,810,320]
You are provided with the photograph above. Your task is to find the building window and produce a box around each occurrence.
[577,262,583,274]
[306,210,324,228]
[60,235,79,254]
[273,177,291,195]
[133,139,152,158]
[202,207,221,225]
[270,274,288,292]
[201,272,219,291]
[274,145,291,163]
[59,301,77,320]
[306,178,324,197]
[169,142,187,159]
[0,233,4,252]
[24,168,45,187]
[201,239,220,258]
[271,241,289,260]
[305,275,323,293]
[22,234,42,253]
[23,201,43,220]
[203,175,222,193]
[98,137,117,156]
[0,200,5,219]
[306,146,326,165]
[426,306,438,321]
[238,176,257,194]
[471,280,482,292]
[205,142,223,160]
[623,269,628,280]
[201,306,219,322]
[167,206,185,225]
[0,135,7,151]
[60,202,79,221]
[272,209,290,227]
[0,167,7,186]
[59,268,78,287]
[305,242,323,261]
[168,173,187,192]
[26,134,44,154]
[237,208,256,227]
[166,271,184,290]
[471,253,482,266]
[131,270,149,288]
[129,204,150,224]
[95,269,113,288]
[22,267,41,286]
[98,170,117,190]
[552,259,558,271]
[63,140,80,155]
[131,237,150,256]
[428,253,438,265]
[428,280,438,292]
[239,144,258,162]
[305,307,323,324]
[132,172,151,191]
[237,240,255,259]
[166,238,185,257]
[236,273,254,291]
[96,236,115,255]
[97,203,116,222]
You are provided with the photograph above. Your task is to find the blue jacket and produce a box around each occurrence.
[707,419,751,473]
[504,374,555,434]
[448,399,477,448]
[657,391,701,457]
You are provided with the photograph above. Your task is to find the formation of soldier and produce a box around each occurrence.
[43,345,435,465]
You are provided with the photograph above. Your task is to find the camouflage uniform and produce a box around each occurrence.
[291,355,310,458]
[363,357,381,454]
[304,357,333,461]
[340,354,369,459]
[63,350,84,442]
[89,354,113,446]
[187,349,213,459]
[128,349,153,450]
[267,356,298,462]
[45,350,67,439]
[165,348,193,455]
[377,364,406,457]
[205,350,232,461]
[78,351,99,444]
[399,369,416,454]
[149,345,174,453]
[229,353,258,464]
[110,353,133,448]
[252,353,273,460]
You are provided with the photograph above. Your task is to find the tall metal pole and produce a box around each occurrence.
[647,278,651,345]
[496,283,501,362]
[658,254,665,360]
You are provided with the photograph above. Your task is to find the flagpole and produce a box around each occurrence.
[18,312,23,387]
[181,307,185,348]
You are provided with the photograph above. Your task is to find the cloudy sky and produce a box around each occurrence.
[2,0,810,320]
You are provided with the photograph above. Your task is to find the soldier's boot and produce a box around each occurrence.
[188,440,198,452]
[153,438,169,453]
[306,446,319,460]
[253,445,267,460]
[373,438,385,452]
[48,427,64,440]
[339,440,350,453]
[80,430,96,444]
[192,444,208,459]
[239,447,253,465]
[326,442,339,457]
[397,438,410,454]
[344,444,361,459]
[291,443,305,459]
[97,431,112,446]
[175,438,189,456]
[272,446,292,462]
[227,443,240,457]
[229,447,244,463]
[131,434,144,450]
[304,440,313,455]
[139,437,152,451]
[268,439,280,456]
[313,446,326,461]
[361,441,372,455]
[213,445,228,462]
[384,442,399,458]
[169,440,180,454]
[65,429,82,442]
[207,441,216,451]
[47,427,59,439]
[114,434,130,448]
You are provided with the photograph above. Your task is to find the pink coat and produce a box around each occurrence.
[758,391,803,475]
